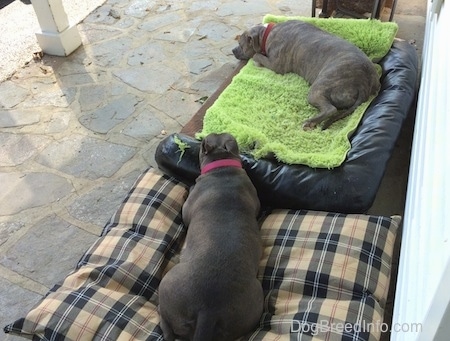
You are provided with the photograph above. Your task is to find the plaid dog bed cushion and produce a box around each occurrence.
[4,168,399,341]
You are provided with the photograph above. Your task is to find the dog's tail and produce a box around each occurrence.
[192,311,219,341]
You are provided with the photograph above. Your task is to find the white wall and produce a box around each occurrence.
[392,0,450,340]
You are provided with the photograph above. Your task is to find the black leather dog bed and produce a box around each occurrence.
[155,40,418,213]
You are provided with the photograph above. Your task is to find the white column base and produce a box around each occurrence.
[35,24,82,56]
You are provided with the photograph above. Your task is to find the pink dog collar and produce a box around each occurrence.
[261,22,275,56]
[201,159,242,175]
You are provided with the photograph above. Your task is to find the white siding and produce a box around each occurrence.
[392,0,450,340]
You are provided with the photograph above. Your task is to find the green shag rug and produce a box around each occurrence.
[197,16,398,168]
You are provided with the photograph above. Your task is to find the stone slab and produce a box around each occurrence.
[0,215,97,288]
[79,94,142,133]
[190,62,237,93]
[0,133,50,167]
[127,41,165,66]
[79,24,123,45]
[122,110,164,140]
[68,170,141,228]
[0,172,73,216]
[0,81,28,110]
[150,90,202,127]
[197,20,238,41]
[0,277,41,332]
[124,0,157,18]
[0,221,25,247]
[153,27,196,43]
[89,36,134,67]
[217,0,272,16]
[35,135,136,179]
[0,110,40,128]
[24,80,77,108]
[79,84,109,111]
[138,11,181,32]
[113,66,181,94]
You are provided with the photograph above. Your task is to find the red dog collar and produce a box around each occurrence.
[261,22,275,56]
[201,159,242,175]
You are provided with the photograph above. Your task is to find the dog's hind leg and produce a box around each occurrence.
[192,311,218,341]
[159,316,176,341]
[321,92,366,129]
[303,91,338,130]
[321,107,354,130]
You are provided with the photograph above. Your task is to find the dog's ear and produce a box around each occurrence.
[247,28,261,52]
[201,138,214,155]
[224,139,239,156]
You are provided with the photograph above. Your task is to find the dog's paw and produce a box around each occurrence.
[302,120,317,131]
[252,53,265,67]
[252,59,263,68]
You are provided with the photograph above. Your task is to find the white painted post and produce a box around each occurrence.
[30,0,82,56]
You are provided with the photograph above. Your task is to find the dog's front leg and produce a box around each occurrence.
[252,53,272,68]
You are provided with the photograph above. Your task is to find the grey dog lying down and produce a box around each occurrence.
[232,20,380,130]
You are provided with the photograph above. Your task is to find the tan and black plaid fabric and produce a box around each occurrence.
[4,168,399,341]
[250,211,398,340]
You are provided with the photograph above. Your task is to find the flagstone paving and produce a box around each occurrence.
[0,1,310,333]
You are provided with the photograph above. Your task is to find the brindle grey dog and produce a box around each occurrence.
[232,20,380,130]
[158,133,263,341]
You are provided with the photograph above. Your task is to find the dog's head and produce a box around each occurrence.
[232,25,265,60]
[200,133,240,167]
